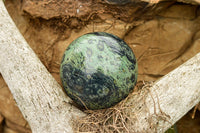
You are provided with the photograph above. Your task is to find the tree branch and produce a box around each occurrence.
[125,52,200,132]
[0,1,85,133]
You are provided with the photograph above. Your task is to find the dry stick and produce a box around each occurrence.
[0,1,85,133]
[125,52,200,132]
[192,103,199,119]
[1,0,200,133]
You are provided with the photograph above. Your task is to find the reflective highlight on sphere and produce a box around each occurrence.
[60,32,138,110]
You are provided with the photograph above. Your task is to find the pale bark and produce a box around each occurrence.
[125,52,200,132]
[1,0,200,133]
[0,0,85,133]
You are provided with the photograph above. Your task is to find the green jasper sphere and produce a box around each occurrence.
[60,32,138,110]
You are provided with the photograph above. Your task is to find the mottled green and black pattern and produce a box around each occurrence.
[60,32,138,110]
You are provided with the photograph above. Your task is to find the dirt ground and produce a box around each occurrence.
[1,0,200,132]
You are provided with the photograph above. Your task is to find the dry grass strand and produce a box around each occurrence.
[72,81,170,133]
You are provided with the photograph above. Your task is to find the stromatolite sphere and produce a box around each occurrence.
[60,32,138,110]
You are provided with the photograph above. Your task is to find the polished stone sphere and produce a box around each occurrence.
[60,32,138,110]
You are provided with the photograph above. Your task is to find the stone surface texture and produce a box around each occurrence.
[60,32,137,109]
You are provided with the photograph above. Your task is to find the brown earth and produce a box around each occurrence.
[1,0,200,132]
